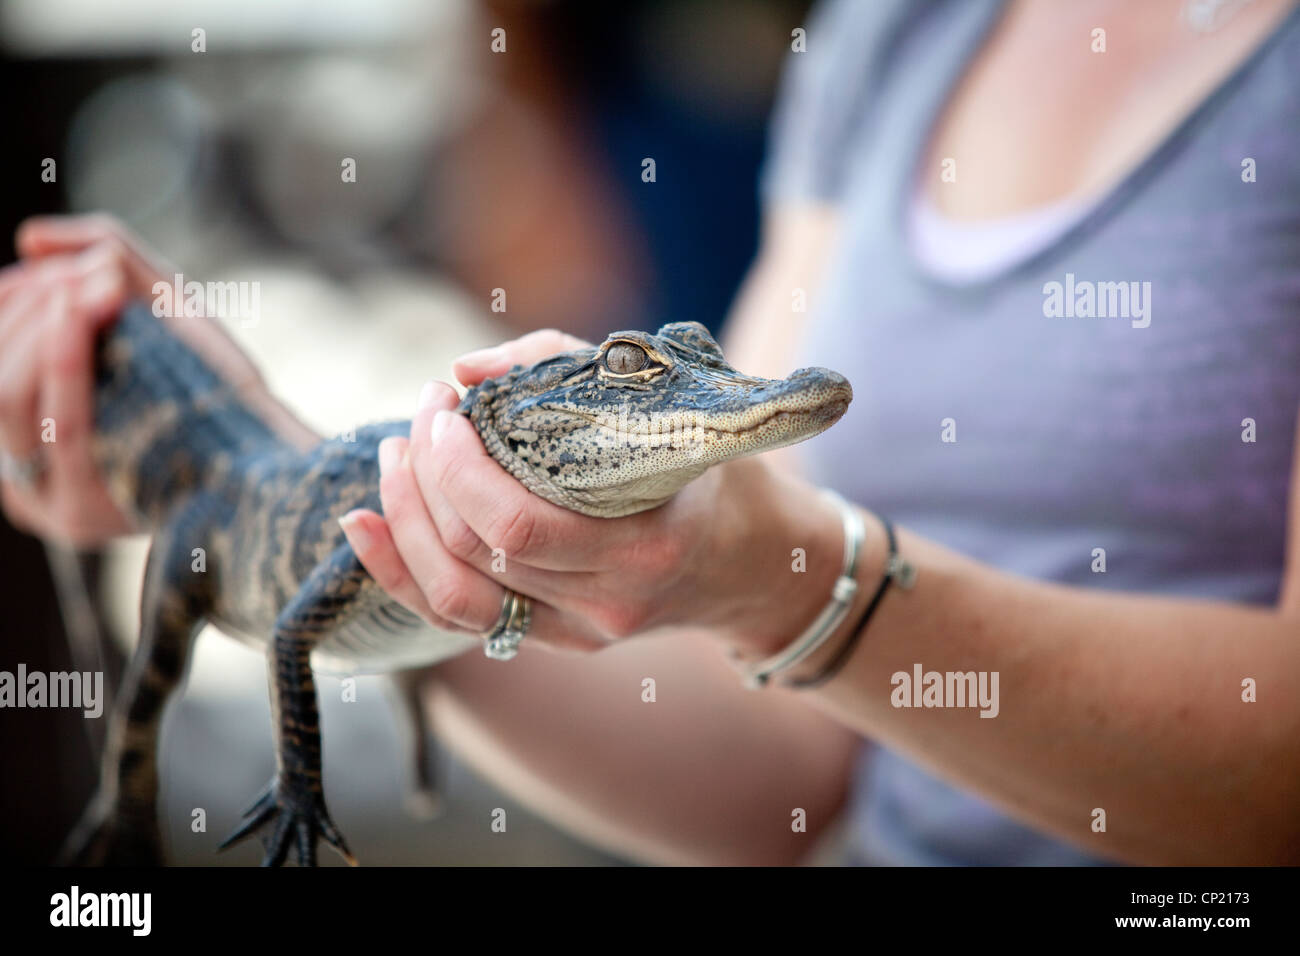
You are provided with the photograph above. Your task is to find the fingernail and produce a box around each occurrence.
[455,345,503,368]
[77,269,119,307]
[339,513,370,550]
[431,410,452,443]
[77,243,115,271]
[378,437,402,476]
[417,380,436,411]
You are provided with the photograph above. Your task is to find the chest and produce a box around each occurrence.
[922,0,1297,218]
[793,6,1300,599]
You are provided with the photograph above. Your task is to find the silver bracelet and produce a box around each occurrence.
[739,489,865,689]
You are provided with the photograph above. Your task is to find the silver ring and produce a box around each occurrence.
[0,448,45,488]
[483,589,532,661]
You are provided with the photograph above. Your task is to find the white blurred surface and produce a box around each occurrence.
[0,0,463,54]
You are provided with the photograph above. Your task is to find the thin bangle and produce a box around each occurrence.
[785,515,915,690]
[738,489,865,689]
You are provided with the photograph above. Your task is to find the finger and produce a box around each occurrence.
[0,249,126,343]
[405,383,595,600]
[376,434,507,633]
[0,258,125,460]
[0,260,30,302]
[73,256,129,327]
[0,258,58,320]
[16,214,171,291]
[0,296,60,532]
[0,310,47,458]
[376,434,604,652]
[452,329,592,386]
[0,266,56,341]
[37,285,102,506]
[341,505,606,655]
[0,479,50,537]
[407,382,490,564]
[338,508,451,630]
[23,221,270,412]
[425,408,635,571]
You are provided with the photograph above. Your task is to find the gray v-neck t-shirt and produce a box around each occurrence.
[761,0,1300,865]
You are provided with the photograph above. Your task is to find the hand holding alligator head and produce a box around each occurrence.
[341,321,855,658]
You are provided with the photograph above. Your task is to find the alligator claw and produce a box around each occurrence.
[60,794,164,866]
[219,779,356,867]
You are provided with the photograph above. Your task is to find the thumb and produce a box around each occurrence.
[452,328,592,386]
[16,216,170,296]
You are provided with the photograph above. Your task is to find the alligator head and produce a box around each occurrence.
[459,321,852,517]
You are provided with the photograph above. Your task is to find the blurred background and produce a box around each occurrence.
[0,0,812,864]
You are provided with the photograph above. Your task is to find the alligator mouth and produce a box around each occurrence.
[707,398,850,439]
[540,385,852,446]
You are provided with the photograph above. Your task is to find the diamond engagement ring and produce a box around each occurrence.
[483,589,532,661]
[0,448,46,488]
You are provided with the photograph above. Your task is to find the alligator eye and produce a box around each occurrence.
[605,343,649,374]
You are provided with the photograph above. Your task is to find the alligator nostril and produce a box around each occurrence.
[775,368,850,393]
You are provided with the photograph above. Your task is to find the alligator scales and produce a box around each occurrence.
[65,301,851,866]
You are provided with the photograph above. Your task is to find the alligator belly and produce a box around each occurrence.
[210,587,477,676]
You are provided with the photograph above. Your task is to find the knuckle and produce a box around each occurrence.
[378,472,414,519]
[516,328,581,360]
[440,514,482,561]
[49,412,83,447]
[348,532,391,575]
[429,446,465,492]
[61,517,100,547]
[489,505,539,557]
[0,381,19,416]
[87,213,125,238]
[46,329,86,378]
[103,236,133,268]
[0,484,27,524]
[422,574,472,624]
[522,328,563,347]
[28,259,70,287]
[47,500,81,538]
[363,554,401,590]
[594,598,650,639]
[534,329,567,350]
[429,380,459,407]
[630,534,686,578]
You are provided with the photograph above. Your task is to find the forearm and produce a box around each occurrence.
[240,386,321,452]
[787,515,1300,865]
[426,631,860,865]
[151,306,323,453]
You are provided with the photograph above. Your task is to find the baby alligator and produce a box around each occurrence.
[63,301,851,866]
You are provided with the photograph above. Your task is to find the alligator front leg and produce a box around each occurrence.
[219,544,365,866]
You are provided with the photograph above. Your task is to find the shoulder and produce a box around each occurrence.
[760,0,958,203]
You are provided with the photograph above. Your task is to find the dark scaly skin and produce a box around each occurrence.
[62,301,851,866]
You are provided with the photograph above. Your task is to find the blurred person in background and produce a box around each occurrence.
[3,0,1298,866]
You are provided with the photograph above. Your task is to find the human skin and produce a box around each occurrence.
[0,215,319,544]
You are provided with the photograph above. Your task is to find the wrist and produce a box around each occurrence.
[776,509,892,686]
[706,462,883,659]
[236,381,321,451]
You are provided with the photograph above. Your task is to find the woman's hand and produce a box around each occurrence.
[339,330,849,657]
[0,215,163,543]
[0,214,313,545]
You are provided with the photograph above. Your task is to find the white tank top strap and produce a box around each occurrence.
[906,186,1096,284]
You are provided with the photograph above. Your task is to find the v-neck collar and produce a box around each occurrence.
[893,0,1300,296]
